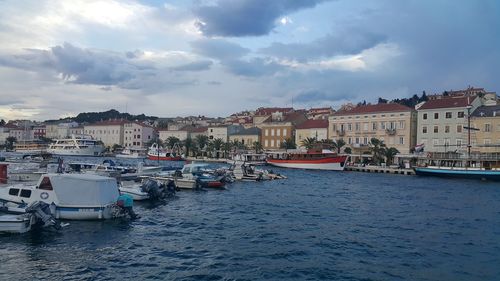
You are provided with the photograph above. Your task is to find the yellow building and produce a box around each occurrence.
[471,105,500,153]
[329,103,417,154]
[295,119,329,149]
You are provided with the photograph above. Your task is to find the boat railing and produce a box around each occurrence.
[429,152,500,161]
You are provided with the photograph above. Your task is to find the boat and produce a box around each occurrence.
[230,153,267,165]
[116,147,147,159]
[231,161,286,181]
[13,141,48,154]
[414,152,500,181]
[0,173,128,220]
[147,143,183,161]
[266,149,349,171]
[47,135,105,156]
[154,163,225,189]
[119,178,176,201]
[0,201,62,233]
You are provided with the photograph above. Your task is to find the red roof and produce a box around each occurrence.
[418,96,476,110]
[295,119,329,129]
[255,107,293,116]
[190,126,208,133]
[334,103,413,115]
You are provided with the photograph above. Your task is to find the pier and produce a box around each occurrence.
[346,165,415,175]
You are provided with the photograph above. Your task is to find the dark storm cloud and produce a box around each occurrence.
[190,38,250,60]
[193,0,331,37]
[171,60,213,71]
[260,29,387,62]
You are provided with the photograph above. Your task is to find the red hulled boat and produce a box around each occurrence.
[266,149,348,171]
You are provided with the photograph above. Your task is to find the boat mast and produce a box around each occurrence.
[467,104,471,159]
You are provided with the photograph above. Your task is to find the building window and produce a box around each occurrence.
[445,126,450,133]
[332,124,336,132]
[457,125,462,133]
[434,113,439,119]
[434,126,438,133]
[423,113,427,120]
[485,124,491,132]
[264,140,268,147]
[277,129,281,136]
[271,129,275,136]
[348,123,352,131]
[355,123,360,131]
[399,121,405,129]
[456,139,462,147]
[348,137,352,144]
[380,122,385,130]
[423,126,427,134]
[484,139,491,145]
[458,112,465,118]
[283,128,287,136]
[372,122,377,130]
[270,139,275,147]
[355,137,359,144]
[399,137,404,144]
[433,139,439,146]
[445,112,452,118]
[265,129,268,136]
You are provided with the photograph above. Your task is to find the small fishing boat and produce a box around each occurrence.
[0,201,62,234]
[266,149,349,171]
[119,178,176,201]
[0,173,129,220]
[231,153,267,165]
[147,143,183,161]
[116,147,147,159]
[231,161,286,181]
[155,163,225,189]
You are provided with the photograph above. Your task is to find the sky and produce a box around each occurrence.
[0,0,499,121]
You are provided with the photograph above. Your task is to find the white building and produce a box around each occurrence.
[123,122,154,147]
[84,120,125,147]
[416,96,482,152]
[207,125,243,142]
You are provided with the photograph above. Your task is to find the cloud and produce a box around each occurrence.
[190,38,249,60]
[223,58,284,77]
[260,28,387,62]
[171,60,213,71]
[193,0,331,37]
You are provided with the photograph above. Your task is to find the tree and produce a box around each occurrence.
[195,135,209,154]
[280,137,296,150]
[166,136,180,149]
[333,139,346,153]
[211,138,224,158]
[0,119,5,126]
[369,138,386,165]
[5,136,16,151]
[222,141,232,159]
[384,147,400,165]
[378,97,388,104]
[183,137,194,157]
[344,147,352,154]
[252,141,263,154]
[301,137,317,149]
[146,136,163,148]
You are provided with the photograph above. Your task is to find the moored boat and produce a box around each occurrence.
[116,147,147,159]
[266,149,348,171]
[147,143,183,161]
[47,135,105,156]
[0,173,127,220]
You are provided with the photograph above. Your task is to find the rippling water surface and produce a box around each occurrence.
[1,158,500,280]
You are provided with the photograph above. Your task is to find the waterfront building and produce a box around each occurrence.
[229,127,261,147]
[123,121,154,148]
[45,122,80,139]
[207,125,244,142]
[84,120,125,147]
[189,126,208,139]
[329,103,417,154]
[295,119,329,149]
[0,126,10,144]
[470,104,500,153]
[32,125,46,139]
[416,96,482,153]
[260,111,307,150]
[69,126,84,136]
[8,126,33,141]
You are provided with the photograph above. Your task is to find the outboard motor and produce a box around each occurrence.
[140,179,162,200]
[116,194,138,219]
[25,201,62,230]
[163,179,177,197]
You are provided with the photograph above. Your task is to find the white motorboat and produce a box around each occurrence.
[231,161,287,181]
[231,153,267,165]
[0,173,123,220]
[116,147,147,159]
[47,135,105,156]
[155,163,225,189]
[119,178,176,201]
[0,201,62,234]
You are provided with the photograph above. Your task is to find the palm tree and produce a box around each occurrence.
[384,147,400,165]
[344,147,352,154]
[5,136,16,151]
[183,137,194,157]
[146,137,163,148]
[301,137,317,149]
[252,141,263,154]
[369,138,386,165]
[195,135,209,157]
[166,136,180,149]
[222,141,232,159]
[333,139,346,153]
[212,138,224,158]
[280,137,296,150]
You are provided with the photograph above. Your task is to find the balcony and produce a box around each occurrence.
[385,128,397,135]
[336,130,346,136]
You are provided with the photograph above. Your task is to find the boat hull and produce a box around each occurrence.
[147,154,183,161]
[0,215,32,233]
[47,147,103,156]
[414,167,500,181]
[267,156,348,171]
